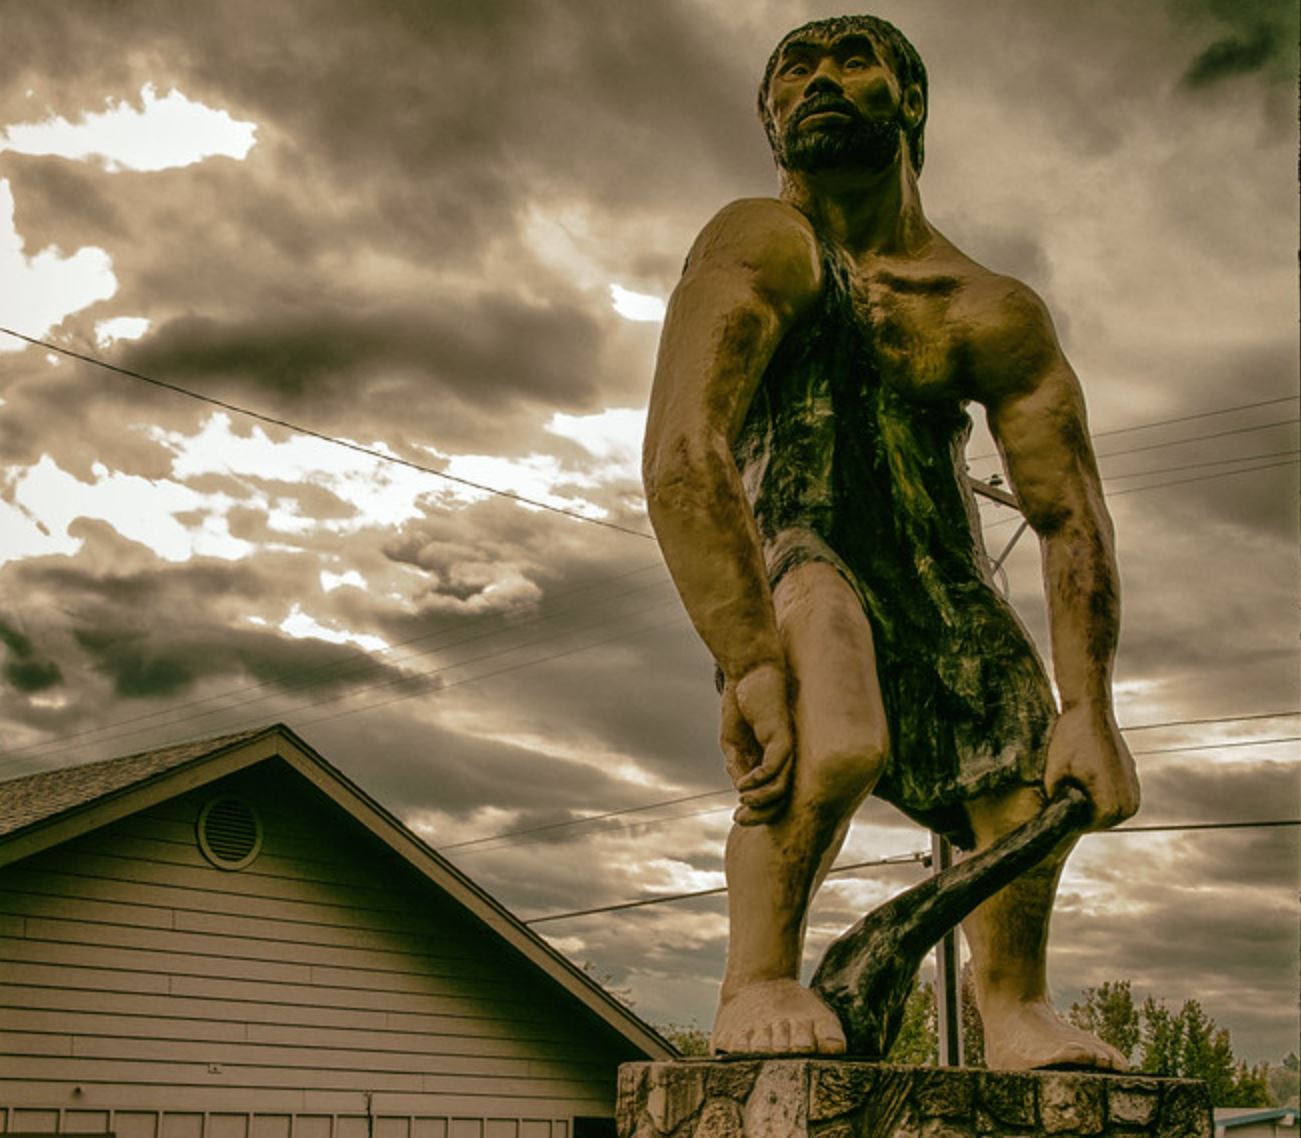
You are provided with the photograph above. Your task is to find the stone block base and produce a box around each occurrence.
[617,1060,1212,1138]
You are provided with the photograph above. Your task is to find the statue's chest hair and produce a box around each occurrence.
[843,268,968,400]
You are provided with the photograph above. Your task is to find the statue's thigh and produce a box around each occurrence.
[773,561,888,798]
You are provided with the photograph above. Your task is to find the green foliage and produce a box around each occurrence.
[652,974,1285,1102]
[658,1022,710,1056]
[1065,980,1271,1105]
[1134,994,1272,1106]
[960,965,986,1068]
[879,970,985,1067]
[578,960,635,1008]
[887,977,938,1065]
[1270,1053,1300,1107]
[1068,980,1142,1062]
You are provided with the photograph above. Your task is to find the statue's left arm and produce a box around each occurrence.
[975,281,1140,829]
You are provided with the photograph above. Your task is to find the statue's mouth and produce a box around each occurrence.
[792,97,859,128]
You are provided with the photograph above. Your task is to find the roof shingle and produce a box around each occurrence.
[0,727,272,839]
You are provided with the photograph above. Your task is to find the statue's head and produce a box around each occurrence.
[759,15,928,177]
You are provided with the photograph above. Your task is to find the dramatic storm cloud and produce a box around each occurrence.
[0,0,1295,1063]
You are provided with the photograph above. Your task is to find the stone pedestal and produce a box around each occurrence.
[617,1060,1212,1138]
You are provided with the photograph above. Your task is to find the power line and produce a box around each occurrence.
[3,328,1295,790]
[0,565,676,766]
[521,818,1301,924]
[1119,710,1298,730]
[1094,418,1299,461]
[981,456,1298,530]
[966,395,1300,464]
[11,327,1290,481]
[439,789,729,850]
[1100,448,1300,481]
[0,595,689,775]
[1106,457,1299,497]
[1107,818,1301,834]
[524,851,930,924]
[448,755,1301,858]
[287,604,690,732]
[1129,735,1299,757]
[438,712,1299,856]
[1089,394,1299,439]
[449,802,737,858]
[0,326,655,541]
[973,421,1300,473]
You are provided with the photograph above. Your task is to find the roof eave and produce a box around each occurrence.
[0,722,676,1061]
[0,725,285,869]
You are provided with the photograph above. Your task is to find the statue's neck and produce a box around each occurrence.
[779,158,931,258]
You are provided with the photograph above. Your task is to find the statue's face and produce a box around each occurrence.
[766,30,913,174]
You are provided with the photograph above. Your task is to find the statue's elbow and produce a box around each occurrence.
[643,433,723,520]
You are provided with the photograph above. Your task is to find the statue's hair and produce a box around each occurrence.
[758,15,928,174]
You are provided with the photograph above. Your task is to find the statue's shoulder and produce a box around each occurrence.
[684,198,823,310]
[927,234,1055,345]
[940,249,1063,400]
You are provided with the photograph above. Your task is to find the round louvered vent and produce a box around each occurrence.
[197,796,263,870]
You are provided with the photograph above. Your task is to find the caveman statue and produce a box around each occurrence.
[642,15,1140,1067]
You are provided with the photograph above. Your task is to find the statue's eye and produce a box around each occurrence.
[781,61,810,78]
[844,56,869,70]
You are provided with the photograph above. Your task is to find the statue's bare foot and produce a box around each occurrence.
[982,997,1128,1071]
[712,979,847,1055]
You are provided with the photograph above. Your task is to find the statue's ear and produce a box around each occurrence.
[901,84,925,129]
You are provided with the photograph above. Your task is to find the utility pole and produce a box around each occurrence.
[931,831,965,1066]
[930,476,1021,1066]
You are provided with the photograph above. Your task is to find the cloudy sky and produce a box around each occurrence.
[0,0,1297,1064]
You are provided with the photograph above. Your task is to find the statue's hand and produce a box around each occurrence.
[720,662,794,826]
[1044,704,1140,829]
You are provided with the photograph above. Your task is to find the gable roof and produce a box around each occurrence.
[1217,1107,1300,1130]
[0,727,268,838]
[0,723,676,1062]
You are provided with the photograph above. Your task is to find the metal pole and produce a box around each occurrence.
[931,831,965,1066]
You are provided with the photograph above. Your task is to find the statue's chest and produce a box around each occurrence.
[844,272,964,399]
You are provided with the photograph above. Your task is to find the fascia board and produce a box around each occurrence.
[0,729,283,870]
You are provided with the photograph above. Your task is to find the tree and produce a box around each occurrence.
[658,1022,710,1056]
[1068,980,1141,1062]
[960,965,986,1068]
[1137,994,1272,1107]
[654,973,1277,1099]
[888,977,938,1065]
[1268,1053,1300,1108]
[880,970,985,1067]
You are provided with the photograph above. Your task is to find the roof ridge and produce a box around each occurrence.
[0,724,281,838]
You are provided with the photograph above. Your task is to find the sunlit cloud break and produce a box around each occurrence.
[0,178,116,352]
[95,316,151,347]
[0,83,257,172]
[610,283,666,323]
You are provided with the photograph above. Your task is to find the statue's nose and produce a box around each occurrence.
[803,69,844,98]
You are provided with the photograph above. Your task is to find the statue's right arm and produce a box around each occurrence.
[642,199,822,820]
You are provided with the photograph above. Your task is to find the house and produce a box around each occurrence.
[0,723,674,1136]
[1216,1107,1300,1138]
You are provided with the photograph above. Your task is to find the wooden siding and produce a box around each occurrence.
[0,761,629,1128]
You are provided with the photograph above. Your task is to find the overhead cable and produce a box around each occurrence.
[0,326,656,540]
[521,818,1301,924]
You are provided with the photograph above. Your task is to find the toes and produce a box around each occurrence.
[815,1021,848,1054]
[790,1018,816,1053]
[772,1019,792,1052]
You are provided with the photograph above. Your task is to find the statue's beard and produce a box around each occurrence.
[776,100,902,174]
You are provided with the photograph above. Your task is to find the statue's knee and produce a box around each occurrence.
[811,734,887,802]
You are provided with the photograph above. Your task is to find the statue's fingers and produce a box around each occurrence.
[733,796,788,826]
[741,747,792,798]
[734,735,792,790]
